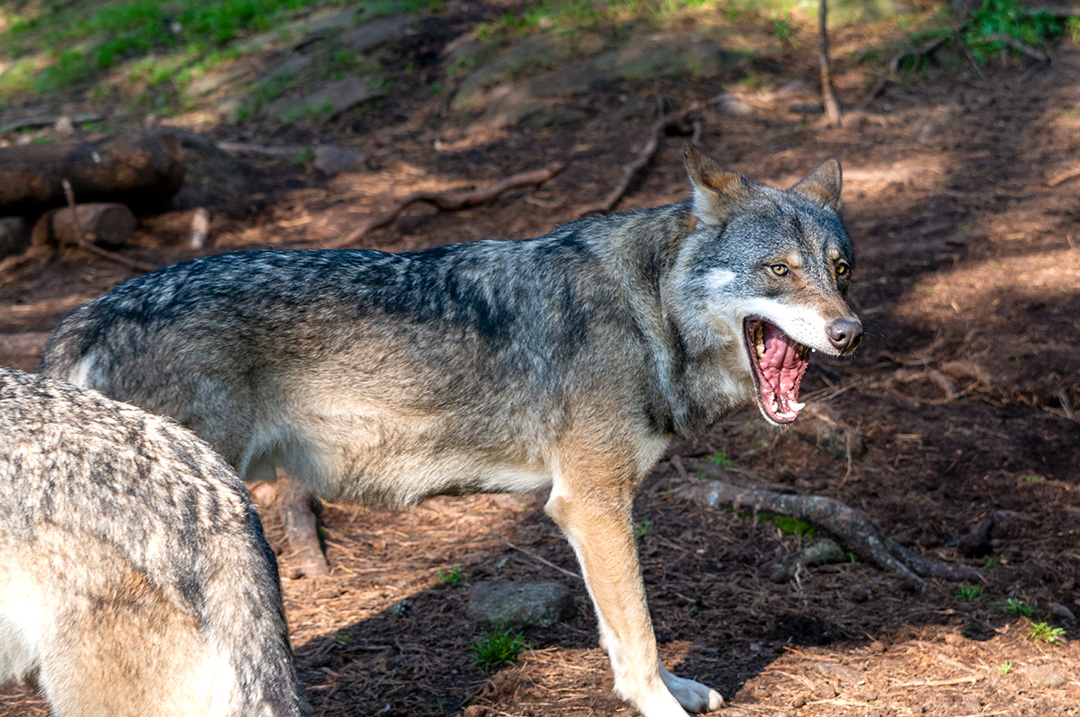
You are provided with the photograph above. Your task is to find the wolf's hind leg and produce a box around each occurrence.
[279,473,330,577]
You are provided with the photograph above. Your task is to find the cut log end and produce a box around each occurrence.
[32,203,137,249]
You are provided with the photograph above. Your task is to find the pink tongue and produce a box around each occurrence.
[760,324,808,412]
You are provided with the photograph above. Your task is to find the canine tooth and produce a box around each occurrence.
[756,341,766,360]
[790,401,805,411]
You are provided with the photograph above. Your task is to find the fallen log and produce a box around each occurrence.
[0,217,31,260]
[32,203,136,249]
[0,131,185,215]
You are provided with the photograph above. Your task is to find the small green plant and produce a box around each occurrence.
[983,555,1003,570]
[333,631,350,644]
[955,582,984,601]
[635,519,654,540]
[469,625,529,671]
[1001,598,1032,617]
[998,660,1013,674]
[293,147,315,164]
[1027,620,1066,645]
[437,566,465,586]
[772,16,794,44]
[1018,474,1044,484]
[711,450,733,468]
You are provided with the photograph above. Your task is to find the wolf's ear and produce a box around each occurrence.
[684,144,752,225]
[790,159,842,211]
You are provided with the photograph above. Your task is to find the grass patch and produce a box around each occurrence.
[0,0,442,103]
[1026,620,1066,645]
[436,566,465,586]
[1001,598,1032,617]
[954,582,983,601]
[469,625,530,671]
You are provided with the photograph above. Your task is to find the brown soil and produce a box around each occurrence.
[1,6,1078,717]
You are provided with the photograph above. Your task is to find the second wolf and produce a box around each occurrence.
[40,145,862,717]
[0,367,305,717]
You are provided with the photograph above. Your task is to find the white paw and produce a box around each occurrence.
[659,664,725,713]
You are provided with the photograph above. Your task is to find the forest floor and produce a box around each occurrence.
[0,2,1078,715]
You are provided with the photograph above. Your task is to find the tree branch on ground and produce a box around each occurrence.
[577,100,705,217]
[673,462,982,584]
[321,163,564,250]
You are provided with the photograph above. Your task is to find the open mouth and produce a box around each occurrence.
[744,318,810,425]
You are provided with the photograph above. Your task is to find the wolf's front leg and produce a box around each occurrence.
[545,451,723,716]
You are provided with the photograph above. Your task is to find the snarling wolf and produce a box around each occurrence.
[40,145,862,716]
[0,367,305,717]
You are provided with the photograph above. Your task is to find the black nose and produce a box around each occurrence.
[827,317,863,352]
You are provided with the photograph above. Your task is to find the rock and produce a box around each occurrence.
[467,580,575,627]
[260,55,313,84]
[314,145,367,176]
[1049,602,1077,623]
[267,76,382,122]
[800,539,847,566]
[1024,665,1067,688]
[341,15,413,53]
[389,599,412,618]
[715,92,754,116]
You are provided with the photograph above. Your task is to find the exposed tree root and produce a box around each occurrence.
[321,162,564,250]
[673,468,982,584]
[984,33,1050,62]
[577,100,704,217]
[888,35,948,76]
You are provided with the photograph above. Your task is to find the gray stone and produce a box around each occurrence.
[467,580,574,627]
[267,76,382,122]
[341,15,413,53]
[800,539,847,566]
[1024,665,1067,688]
[314,145,366,176]
[261,55,313,83]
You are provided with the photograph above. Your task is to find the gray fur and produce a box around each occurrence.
[0,367,305,717]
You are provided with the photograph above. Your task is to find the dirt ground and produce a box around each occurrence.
[1,4,1078,716]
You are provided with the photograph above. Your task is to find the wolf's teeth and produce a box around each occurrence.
[756,341,765,360]
[770,396,779,412]
[790,401,805,411]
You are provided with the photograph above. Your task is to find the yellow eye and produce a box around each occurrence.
[836,262,850,276]
[770,264,789,277]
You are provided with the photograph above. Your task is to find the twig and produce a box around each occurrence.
[503,540,582,582]
[217,141,312,157]
[984,33,1050,62]
[577,100,704,217]
[889,35,947,75]
[0,112,100,134]
[1025,5,1080,16]
[321,163,564,250]
[675,479,982,583]
[58,179,157,273]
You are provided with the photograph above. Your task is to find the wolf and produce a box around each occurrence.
[0,367,306,717]
[39,145,862,716]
